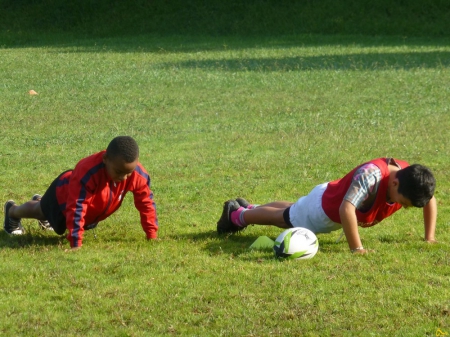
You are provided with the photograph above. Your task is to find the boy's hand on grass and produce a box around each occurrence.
[425,238,438,244]
[65,247,81,252]
[352,249,374,255]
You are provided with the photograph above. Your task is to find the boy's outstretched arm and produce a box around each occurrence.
[339,200,368,254]
[423,196,437,243]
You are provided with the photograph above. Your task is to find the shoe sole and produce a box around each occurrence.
[8,229,25,235]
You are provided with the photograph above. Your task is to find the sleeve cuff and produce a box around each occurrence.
[146,232,158,240]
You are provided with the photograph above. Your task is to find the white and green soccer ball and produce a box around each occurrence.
[273,227,319,260]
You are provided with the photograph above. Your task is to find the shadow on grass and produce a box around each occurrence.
[170,229,343,260]
[377,234,415,244]
[157,51,450,72]
[2,33,450,53]
[168,229,258,245]
[0,231,65,249]
[168,229,265,255]
[2,34,449,72]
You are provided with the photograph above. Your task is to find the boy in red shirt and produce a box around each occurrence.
[217,158,437,254]
[4,136,158,249]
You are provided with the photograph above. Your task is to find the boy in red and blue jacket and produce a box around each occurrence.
[4,136,158,249]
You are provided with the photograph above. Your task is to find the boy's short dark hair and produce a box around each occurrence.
[396,164,435,207]
[106,136,139,163]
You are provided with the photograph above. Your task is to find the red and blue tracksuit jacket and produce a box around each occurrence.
[56,151,158,247]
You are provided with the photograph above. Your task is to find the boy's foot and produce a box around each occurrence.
[236,197,259,209]
[217,200,243,234]
[236,198,250,208]
[3,200,25,235]
[32,194,53,231]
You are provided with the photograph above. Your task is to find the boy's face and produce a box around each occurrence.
[103,154,138,183]
[388,178,413,208]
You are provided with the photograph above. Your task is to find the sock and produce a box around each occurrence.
[231,207,247,227]
[247,204,259,209]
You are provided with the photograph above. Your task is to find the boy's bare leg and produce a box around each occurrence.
[219,199,295,234]
[242,202,294,228]
[258,201,293,209]
[8,201,46,220]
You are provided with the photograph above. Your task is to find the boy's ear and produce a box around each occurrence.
[102,153,108,164]
[392,178,400,188]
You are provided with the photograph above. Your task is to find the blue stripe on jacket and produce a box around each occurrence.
[134,165,158,228]
[72,163,104,246]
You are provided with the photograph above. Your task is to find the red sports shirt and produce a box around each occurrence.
[55,151,158,247]
[321,158,409,227]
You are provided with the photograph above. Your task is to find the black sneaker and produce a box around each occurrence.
[217,199,243,234]
[32,194,54,231]
[236,197,250,208]
[4,200,25,235]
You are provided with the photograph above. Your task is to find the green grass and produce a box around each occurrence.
[0,34,449,336]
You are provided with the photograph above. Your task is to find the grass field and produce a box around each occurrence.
[0,34,449,336]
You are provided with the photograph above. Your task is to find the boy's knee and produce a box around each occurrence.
[32,202,46,219]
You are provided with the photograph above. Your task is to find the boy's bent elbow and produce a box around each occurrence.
[339,200,355,218]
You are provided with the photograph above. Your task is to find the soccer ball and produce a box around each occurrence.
[273,227,319,260]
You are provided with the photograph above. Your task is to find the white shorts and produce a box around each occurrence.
[288,183,342,234]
